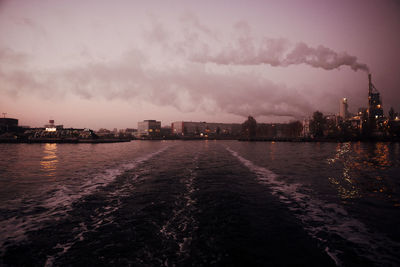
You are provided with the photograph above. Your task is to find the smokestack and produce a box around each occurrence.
[368,73,372,95]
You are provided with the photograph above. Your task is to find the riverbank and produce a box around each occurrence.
[0,138,131,143]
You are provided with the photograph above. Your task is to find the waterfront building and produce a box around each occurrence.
[171,121,241,137]
[0,118,18,132]
[138,120,161,137]
[45,120,63,132]
[302,118,311,138]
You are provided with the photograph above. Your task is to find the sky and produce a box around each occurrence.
[1,0,399,129]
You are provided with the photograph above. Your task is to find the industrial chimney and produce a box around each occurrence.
[368,73,372,96]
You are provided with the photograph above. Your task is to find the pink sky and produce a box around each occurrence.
[1,0,399,129]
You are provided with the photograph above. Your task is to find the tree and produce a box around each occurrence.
[309,111,326,138]
[287,121,303,137]
[389,107,396,121]
[242,116,257,138]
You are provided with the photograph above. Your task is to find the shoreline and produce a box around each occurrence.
[0,138,131,144]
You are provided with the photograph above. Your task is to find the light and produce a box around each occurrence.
[46,127,56,132]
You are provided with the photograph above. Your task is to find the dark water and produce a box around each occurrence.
[0,141,399,266]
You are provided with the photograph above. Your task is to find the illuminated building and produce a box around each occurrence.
[367,74,384,127]
[171,121,241,137]
[45,120,63,132]
[137,120,161,137]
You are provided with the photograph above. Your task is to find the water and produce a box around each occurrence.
[0,141,399,266]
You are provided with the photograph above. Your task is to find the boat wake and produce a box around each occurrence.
[226,146,400,266]
[0,145,172,256]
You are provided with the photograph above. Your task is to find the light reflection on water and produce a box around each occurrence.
[40,143,58,177]
[328,142,360,199]
[269,141,276,161]
[327,142,397,203]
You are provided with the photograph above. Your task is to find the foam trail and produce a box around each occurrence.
[43,144,171,211]
[43,146,173,266]
[226,147,400,266]
[0,145,171,253]
[160,153,199,258]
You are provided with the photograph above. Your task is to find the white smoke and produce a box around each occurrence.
[188,21,369,72]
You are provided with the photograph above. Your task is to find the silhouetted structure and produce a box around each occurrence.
[241,116,257,139]
[339,98,349,119]
[0,118,18,132]
[367,74,385,131]
[309,111,326,138]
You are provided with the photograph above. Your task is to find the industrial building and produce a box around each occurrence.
[367,74,385,128]
[339,98,349,119]
[137,120,161,137]
[329,74,388,138]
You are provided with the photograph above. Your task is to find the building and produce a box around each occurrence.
[367,74,385,127]
[302,118,311,138]
[137,120,161,137]
[0,118,18,132]
[44,120,63,132]
[339,98,349,119]
[160,126,172,138]
[358,107,367,117]
[171,121,241,137]
[123,128,137,139]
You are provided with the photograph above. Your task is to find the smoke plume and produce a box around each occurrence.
[188,22,369,72]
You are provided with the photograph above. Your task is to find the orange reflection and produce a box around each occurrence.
[328,142,393,200]
[269,142,275,161]
[328,142,360,199]
[40,143,58,177]
[373,143,390,170]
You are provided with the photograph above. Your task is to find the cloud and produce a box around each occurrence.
[0,46,313,119]
[180,11,218,40]
[0,47,29,66]
[1,16,369,120]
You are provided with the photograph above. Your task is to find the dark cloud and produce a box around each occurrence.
[1,17,369,120]
[0,46,313,119]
